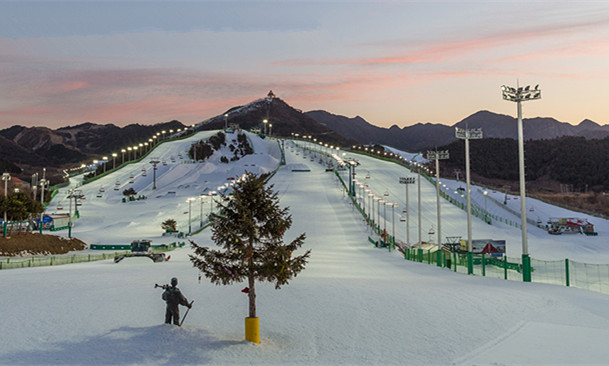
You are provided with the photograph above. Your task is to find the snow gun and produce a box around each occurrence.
[154,283,170,290]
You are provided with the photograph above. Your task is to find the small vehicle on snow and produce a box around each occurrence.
[114,240,166,263]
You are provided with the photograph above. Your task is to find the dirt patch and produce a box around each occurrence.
[0,233,87,256]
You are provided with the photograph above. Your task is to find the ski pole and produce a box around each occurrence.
[179,301,194,327]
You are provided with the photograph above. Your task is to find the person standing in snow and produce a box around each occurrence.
[161,277,191,325]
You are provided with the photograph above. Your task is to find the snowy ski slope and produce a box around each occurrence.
[3,132,609,365]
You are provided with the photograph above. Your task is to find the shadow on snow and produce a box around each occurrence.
[2,324,245,365]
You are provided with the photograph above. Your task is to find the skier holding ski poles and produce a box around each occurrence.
[155,277,193,326]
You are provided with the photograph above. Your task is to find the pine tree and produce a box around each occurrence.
[161,218,177,232]
[189,173,310,320]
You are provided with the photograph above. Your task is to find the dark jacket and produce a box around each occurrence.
[162,286,189,309]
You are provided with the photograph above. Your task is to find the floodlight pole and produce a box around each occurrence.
[427,150,449,267]
[502,83,541,282]
[456,127,483,274]
[399,176,415,248]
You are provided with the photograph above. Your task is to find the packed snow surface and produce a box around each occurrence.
[3,132,609,365]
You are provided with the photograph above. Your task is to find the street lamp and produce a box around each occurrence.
[399,176,415,247]
[200,195,205,227]
[133,146,138,159]
[187,198,195,234]
[31,173,38,201]
[456,127,483,274]
[127,147,132,161]
[38,178,48,233]
[427,150,449,267]
[208,191,216,217]
[483,190,488,223]
[391,202,398,248]
[112,153,117,170]
[93,160,99,176]
[2,172,10,237]
[417,166,422,251]
[371,196,378,233]
[382,200,387,240]
[224,113,229,131]
[502,83,541,282]
[269,123,273,137]
[263,119,268,135]
[102,156,108,173]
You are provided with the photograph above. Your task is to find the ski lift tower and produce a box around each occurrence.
[149,158,161,190]
[66,189,82,238]
[501,83,541,282]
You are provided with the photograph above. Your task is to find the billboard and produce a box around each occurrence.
[460,239,506,257]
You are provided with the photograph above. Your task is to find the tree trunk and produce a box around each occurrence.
[248,272,256,318]
[248,237,256,318]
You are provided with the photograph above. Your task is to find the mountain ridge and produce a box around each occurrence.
[306,109,609,151]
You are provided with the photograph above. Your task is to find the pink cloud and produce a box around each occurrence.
[0,64,411,128]
[275,15,609,68]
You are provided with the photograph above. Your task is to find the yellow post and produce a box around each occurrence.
[245,317,260,344]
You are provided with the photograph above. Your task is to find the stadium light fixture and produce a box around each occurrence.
[501,83,541,282]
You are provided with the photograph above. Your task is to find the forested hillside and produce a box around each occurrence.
[439,136,609,192]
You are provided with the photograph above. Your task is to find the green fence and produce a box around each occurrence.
[0,252,128,270]
[89,242,186,250]
[398,247,609,295]
[1,242,187,271]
